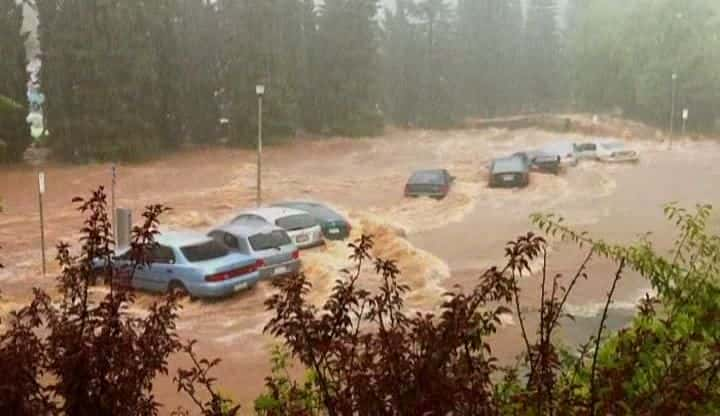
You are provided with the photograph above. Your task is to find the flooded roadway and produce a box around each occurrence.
[1,123,719,410]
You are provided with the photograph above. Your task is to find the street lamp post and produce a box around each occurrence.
[256,84,265,207]
[670,72,677,149]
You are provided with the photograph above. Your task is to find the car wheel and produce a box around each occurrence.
[168,280,190,298]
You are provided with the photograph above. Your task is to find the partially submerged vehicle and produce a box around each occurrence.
[489,155,530,188]
[95,231,261,298]
[231,207,324,249]
[272,201,352,241]
[404,169,455,199]
[209,222,301,280]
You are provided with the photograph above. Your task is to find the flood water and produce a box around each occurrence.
[1,124,719,411]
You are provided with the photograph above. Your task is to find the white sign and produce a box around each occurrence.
[38,172,46,194]
[682,109,689,120]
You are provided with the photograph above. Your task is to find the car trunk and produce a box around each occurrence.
[255,246,295,266]
[533,159,560,173]
[406,183,446,195]
[322,220,350,240]
[194,254,255,277]
[492,172,526,187]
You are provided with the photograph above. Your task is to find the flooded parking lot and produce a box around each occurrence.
[1,124,719,409]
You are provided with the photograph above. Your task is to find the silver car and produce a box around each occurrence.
[208,222,301,280]
[541,141,579,167]
[231,207,324,249]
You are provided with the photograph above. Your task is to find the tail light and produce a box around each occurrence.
[292,250,300,260]
[440,185,449,194]
[205,260,262,282]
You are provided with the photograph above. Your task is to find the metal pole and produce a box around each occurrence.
[682,117,687,136]
[38,180,46,277]
[111,164,116,232]
[670,73,677,148]
[257,94,263,207]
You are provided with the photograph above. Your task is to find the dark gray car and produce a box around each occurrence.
[208,222,301,280]
[404,169,455,199]
[272,201,351,241]
[489,155,530,188]
[513,150,561,174]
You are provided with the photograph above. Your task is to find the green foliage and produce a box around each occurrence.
[532,203,720,413]
[254,345,322,415]
[572,0,720,131]
[0,0,31,163]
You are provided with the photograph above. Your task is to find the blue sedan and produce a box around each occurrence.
[99,231,261,298]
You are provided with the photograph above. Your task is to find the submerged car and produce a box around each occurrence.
[574,141,599,160]
[513,150,561,174]
[541,141,579,167]
[489,155,530,188]
[208,222,301,280]
[595,139,639,163]
[404,169,455,199]
[231,207,324,249]
[271,201,351,241]
[96,231,261,298]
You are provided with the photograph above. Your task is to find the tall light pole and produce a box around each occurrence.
[669,72,677,148]
[256,84,265,207]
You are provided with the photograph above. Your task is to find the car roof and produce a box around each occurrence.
[235,206,309,222]
[212,221,284,237]
[411,169,446,176]
[156,230,212,247]
[272,201,343,219]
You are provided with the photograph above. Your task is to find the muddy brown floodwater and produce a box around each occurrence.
[1,124,719,412]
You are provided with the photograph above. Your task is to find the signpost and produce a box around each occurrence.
[256,84,265,207]
[38,171,46,276]
[682,109,689,136]
[111,164,116,233]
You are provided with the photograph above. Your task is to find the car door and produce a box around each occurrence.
[135,245,177,293]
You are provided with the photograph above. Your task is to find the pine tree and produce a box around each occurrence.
[218,0,303,146]
[315,0,383,136]
[382,0,423,126]
[0,0,31,162]
[525,0,563,110]
[411,0,456,127]
[456,0,525,117]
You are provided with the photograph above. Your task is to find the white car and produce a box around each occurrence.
[595,139,639,163]
[540,141,579,167]
[230,207,324,249]
[574,141,599,160]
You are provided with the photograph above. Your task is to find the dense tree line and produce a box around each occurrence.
[1,0,719,162]
[0,0,31,162]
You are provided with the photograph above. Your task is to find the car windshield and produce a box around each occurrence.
[409,171,444,185]
[249,230,292,251]
[493,158,524,173]
[181,240,229,262]
[276,214,317,231]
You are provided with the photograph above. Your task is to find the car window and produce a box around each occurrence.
[232,214,264,224]
[151,245,176,264]
[409,171,444,185]
[181,240,229,262]
[276,214,317,231]
[223,233,239,249]
[249,230,292,251]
